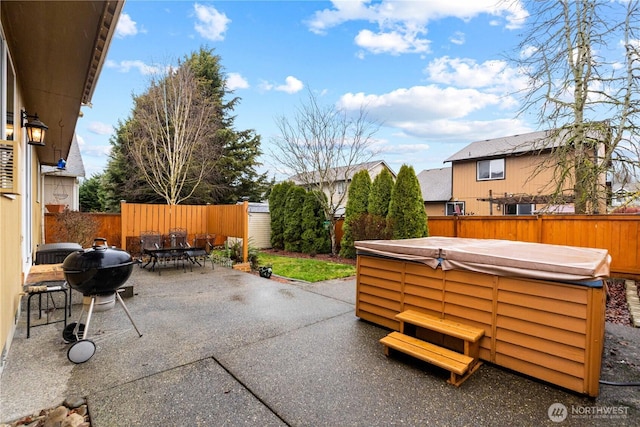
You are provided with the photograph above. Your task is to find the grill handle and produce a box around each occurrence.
[92,238,108,249]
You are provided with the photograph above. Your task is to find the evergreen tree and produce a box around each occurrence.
[388,165,428,239]
[103,119,164,211]
[185,47,271,204]
[79,174,106,212]
[368,168,394,217]
[103,47,270,207]
[283,186,307,252]
[340,170,371,258]
[301,191,331,255]
[361,168,396,240]
[269,181,295,250]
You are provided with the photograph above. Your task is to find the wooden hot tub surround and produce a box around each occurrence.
[355,237,609,397]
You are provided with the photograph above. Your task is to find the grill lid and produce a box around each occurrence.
[63,238,134,295]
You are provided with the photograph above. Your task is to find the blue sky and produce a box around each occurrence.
[76,0,535,181]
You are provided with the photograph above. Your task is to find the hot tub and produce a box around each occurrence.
[355,237,610,397]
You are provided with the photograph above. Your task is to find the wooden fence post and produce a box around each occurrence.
[243,200,249,263]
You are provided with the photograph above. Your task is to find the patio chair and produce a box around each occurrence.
[185,234,215,269]
[167,228,188,248]
[140,231,173,273]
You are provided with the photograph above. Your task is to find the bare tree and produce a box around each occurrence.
[509,0,640,213]
[125,63,219,205]
[271,90,379,254]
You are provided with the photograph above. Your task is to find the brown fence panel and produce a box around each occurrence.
[538,215,640,277]
[427,215,640,278]
[45,213,121,247]
[456,216,540,242]
[120,203,210,247]
[427,217,456,237]
[206,204,246,239]
[120,202,248,260]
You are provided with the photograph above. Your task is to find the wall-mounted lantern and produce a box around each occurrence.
[21,111,48,146]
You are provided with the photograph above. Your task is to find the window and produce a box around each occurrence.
[504,203,534,215]
[446,201,465,216]
[477,159,505,180]
[0,139,17,193]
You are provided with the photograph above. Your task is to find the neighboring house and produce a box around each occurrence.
[0,1,122,369]
[417,167,453,217]
[41,135,85,211]
[443,129,608,216]
[289,160,396,218]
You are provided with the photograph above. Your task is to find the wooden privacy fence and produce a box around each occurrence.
[120,202,249,261]
[427,214,640,279]
[45,213,122,247]
[46,202,249,262]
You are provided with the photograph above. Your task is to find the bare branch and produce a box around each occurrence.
[125,64,219,205]
[270,89,380,254]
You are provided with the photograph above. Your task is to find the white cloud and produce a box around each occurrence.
[226,72,249,90]
[264,76,304,94]
[194,3,230,41]
[336,84,529,142]
[306,0,529,55]
[425,56,527,93]
[449,31,465,45]
[87,122,114,136]
[355,29,430,55]
[106,59,165,76]
[116,13,139,38]
[406,118,532,141]
[519,45,538,59]
[258,76,304,94]
[339,85,505,122]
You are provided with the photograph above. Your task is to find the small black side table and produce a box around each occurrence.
[24,282,70,338]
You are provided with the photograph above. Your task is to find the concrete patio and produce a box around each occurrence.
[1,264,639,426]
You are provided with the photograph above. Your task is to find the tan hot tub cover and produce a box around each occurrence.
[355,237,610,283]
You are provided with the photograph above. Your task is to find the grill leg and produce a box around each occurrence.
[116,292,143,337]
[79,297,96,339]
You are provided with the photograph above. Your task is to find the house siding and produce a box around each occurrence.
[424,203,446,217]
[452,152,567,216]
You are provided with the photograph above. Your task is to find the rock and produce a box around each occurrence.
[73,405,88,417]
[44,406,68,426]
[64,397,85,409]
[61,413,85,427]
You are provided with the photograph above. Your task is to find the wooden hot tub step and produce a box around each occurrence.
[380,331,481,386]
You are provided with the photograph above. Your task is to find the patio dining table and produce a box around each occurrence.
[142,246,206,274]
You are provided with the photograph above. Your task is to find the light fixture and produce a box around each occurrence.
[21,110,48,146]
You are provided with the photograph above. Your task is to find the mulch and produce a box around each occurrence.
[259,249,357,265]
[607,279,633,326]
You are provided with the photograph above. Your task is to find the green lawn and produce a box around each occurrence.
[258,252,356,282]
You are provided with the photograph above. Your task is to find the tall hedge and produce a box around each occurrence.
[387,164,428,239]
[368,168,394,217]
[283,185,307,252]
[340,169,372,258]
[301,191,331,254]
[269,181,295,249]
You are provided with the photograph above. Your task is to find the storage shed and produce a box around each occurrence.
[355,237,610,397]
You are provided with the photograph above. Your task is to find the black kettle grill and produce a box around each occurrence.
[62,238,142,363]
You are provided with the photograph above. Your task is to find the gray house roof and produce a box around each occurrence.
[42,134,85,178]
[289,159,395,185]
[445,129,560,163]
[417,167,452,202]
